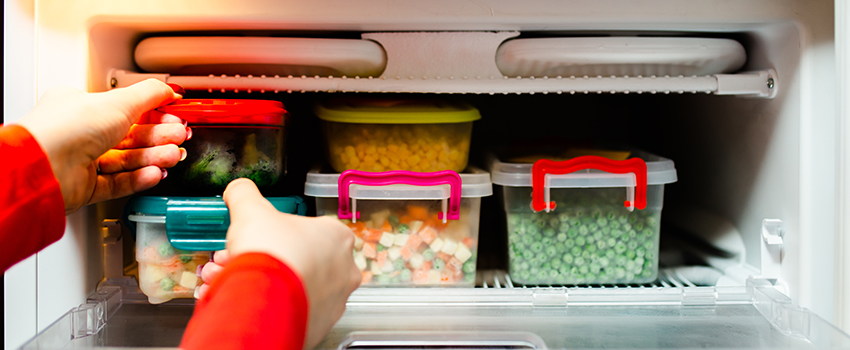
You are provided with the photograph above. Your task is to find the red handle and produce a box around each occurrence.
[531,155,648,212]
[337,170,462,221]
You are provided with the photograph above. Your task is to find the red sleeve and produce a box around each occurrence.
[0,124,66,272]
[180,253,309,350]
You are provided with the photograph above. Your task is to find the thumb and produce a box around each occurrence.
[223,178,276,222]
[100,79,181,124]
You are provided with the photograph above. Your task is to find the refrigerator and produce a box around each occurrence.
[4,0,850,348]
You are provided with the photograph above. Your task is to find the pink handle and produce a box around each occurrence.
[338,170,462,221]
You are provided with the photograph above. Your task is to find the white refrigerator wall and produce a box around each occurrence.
[3,1,843,349]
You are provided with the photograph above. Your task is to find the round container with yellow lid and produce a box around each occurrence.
[315,98,480,172]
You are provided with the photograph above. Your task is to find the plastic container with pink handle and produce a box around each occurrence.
[305,167,492,286]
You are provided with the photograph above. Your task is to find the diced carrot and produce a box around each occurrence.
[405,234,423,251]
[362,242,377,259]
[376,250,388,268]
[412,270,429,284]
[400,246,414,261]
[462,237,475,248]
[362,271,374,284]
[448,257,463,271]
[353,221,367,231]
[436,252,452,263]
[420,260,432,271]
[382,221,393,233]
[399,215,413,224]
[363,229,383,243]
[439,270,454,283]
[408,205,429,221]
[418,226,437,244]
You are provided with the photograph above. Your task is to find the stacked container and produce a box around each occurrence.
[158,99,288,192]
[305,168,492,286]
[126,195,306,303]
[490,150,677,285]
[315,97,480,173]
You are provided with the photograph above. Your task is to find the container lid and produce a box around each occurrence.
[157,99,287,126]
[305,167,492,198]
[490,151,677,188]
[314,98,481,124]
[125,196,306,251]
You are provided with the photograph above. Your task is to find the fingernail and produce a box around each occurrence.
[167,83,186,96]
[182,119,188,127]
[193,286,201,299]
[196,264,204,276]
[185,127,193,140]
[161,168,168,179]
[179,147,187,161]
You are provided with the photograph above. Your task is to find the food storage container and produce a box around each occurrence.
[315,98,480,173]
[490,150,677,285]
[125,196,306,303]
[305,168,492,285]
[158,99,288,192]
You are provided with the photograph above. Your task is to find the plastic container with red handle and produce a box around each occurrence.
[489,150,677,285]
[157,99,288,192]
[304,167,492,286]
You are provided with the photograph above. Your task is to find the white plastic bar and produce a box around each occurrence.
[109,69,776,97]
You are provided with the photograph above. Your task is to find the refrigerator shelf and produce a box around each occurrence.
[109,69,777,98]
[20,272,850,350]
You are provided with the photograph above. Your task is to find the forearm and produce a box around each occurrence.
[181,253,309,350]
[0,125,66,272]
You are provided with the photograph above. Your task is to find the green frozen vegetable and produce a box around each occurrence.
[160,277,176,291]
[158,242,176,258]
[506,187,661,285]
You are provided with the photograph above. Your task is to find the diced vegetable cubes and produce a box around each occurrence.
[136,227,209,304]
[341,204,478,285]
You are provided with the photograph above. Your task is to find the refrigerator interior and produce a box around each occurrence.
[6,0,847,349]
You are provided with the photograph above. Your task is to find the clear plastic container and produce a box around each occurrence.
[315,98,480,173]
[490,150,678,285]
[126,196,306,303]
[305,168,492,286]
[158,99,288,191]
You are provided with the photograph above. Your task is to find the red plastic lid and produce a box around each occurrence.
[157,99,287,126]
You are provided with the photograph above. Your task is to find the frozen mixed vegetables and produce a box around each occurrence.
[325,123,472,173]
[507,188,660,285]
[137,234,209,304]
[342,205,477,285]
[183,131,281,187]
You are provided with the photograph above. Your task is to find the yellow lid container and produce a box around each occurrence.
[316,98,480,173]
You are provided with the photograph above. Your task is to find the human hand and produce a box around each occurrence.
[199,179,360,349]
[17,79,188,214]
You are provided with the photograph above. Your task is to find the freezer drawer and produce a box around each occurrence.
[20,274,850,350]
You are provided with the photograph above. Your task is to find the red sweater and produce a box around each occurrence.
[0,124,308,349]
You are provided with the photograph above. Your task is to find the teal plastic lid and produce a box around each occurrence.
[125,196,306,251]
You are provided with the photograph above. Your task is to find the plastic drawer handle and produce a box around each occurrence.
[338,170,462,222]
[531,156,648,212]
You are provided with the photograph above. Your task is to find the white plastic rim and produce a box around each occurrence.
[127,215,165,224]
[135,37,388,77]
[489,151,677,188]
[304,167,493,198]
[496,37,747,78]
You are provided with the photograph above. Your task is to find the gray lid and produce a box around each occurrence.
[489,151,677,188]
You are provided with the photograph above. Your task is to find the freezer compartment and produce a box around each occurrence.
[21,277,850,349]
